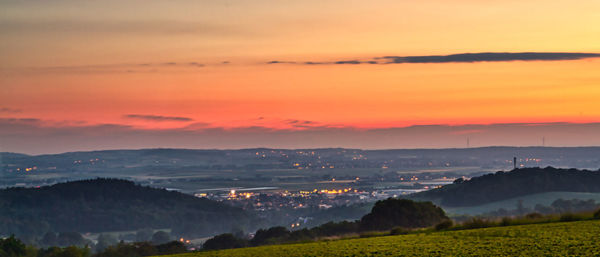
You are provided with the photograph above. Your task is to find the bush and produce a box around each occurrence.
[155,241,187,255]
[250,227,290,246]
[38,246,91,257]
[525,213,544,219]
[390,227,410,235]
[500,217,512,226]
[359,232,383,238]
[311,221,359,237]
[203,234,247,250]
[559,213,580,222]
[434,220,453,231]
[151,231,171,245]
[462,218,494,229]
[594,209,600,220]
[0,235,27,257]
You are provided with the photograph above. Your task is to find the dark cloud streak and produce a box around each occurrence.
[266,52,600,66]
[124,114,193,122]
[381,52,600,64]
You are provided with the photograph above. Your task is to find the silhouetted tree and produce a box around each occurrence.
[155,241,186,255]
[360,198,448,231]
[250,227,290,246]
[40,232,58,247]
[95,234,118,252]
[0,235,27,257]
[203,234,247,250]
[135,229,154,242]
[57,232,89,247]
[151,231,171,245]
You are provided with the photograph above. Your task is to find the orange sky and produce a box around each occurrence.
[1,0,600,153]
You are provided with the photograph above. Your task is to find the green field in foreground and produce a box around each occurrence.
[161,220,600,257]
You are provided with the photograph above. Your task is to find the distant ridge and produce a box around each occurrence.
[3,146,600,157]
[411,167,600,207]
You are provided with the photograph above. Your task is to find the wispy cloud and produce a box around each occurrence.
[0,19,242,37]
[10,61,207,74]
[0,107,22,113]
[0,117,41,124]
[124,114,193,122]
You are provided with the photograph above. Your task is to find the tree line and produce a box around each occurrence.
[0,235,187,257]
[203,198,449,250]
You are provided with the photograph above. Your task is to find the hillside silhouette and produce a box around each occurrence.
[0,178,254,238]
[412,167,600,207]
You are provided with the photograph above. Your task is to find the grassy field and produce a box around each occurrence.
[161,220,600,256]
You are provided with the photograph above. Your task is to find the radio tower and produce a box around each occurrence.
[467,137,470,148]
[542,136,545,147]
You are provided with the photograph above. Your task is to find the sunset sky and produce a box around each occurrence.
[1,0,600,154]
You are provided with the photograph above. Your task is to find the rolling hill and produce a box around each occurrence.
[0,179,256,238]
[410,167,600,207]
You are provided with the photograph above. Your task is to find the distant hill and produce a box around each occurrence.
[3,147,600,176]
[411,167,600,207]
[0,179,255,238]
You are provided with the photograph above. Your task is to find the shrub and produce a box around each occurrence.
[359,232,383,238]
[594,209,600,220]
[462,218,494,229]
[390,227,410,235]
[434,220,454,231]
[559,213,579,222]
[525,213,544,219]
[250,226,290,246]
[155,241,187,255]
[500,217,512,226]
[203,234,248,250]
[0,236,27,257]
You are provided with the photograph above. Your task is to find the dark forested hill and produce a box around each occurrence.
[411,167,600,207]
[0,179,255,238]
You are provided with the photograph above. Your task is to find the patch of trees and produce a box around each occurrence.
[0,235,186,257]
[203,198,448,250]
[412,167,600,207]
[485,198,600,217]
[0,178,255,239]
[93,241,186,257]
[0,236,28,257]
[360,199,448,231]
[38,232,92,248]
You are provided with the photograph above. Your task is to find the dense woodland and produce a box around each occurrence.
[412,167,600,207]
[0,179,255,240]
